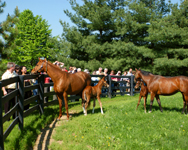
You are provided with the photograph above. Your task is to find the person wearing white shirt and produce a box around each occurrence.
[1,62,17,121]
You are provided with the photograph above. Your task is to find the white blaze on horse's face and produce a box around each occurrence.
[104,81,109,87]
[31,58,47,74]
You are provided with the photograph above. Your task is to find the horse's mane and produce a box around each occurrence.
[140,69,153,75]
[47,61,62,71]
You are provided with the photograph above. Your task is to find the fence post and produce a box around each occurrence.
[0,82,4,150]
[130,76,134,96]
[108,75,112,99]
[18,75,24,130]
[38,74,44,114]
[15,82,18,118]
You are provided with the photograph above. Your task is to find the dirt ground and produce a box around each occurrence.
[33,111,76,150]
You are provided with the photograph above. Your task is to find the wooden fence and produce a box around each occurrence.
[0,74,137,150]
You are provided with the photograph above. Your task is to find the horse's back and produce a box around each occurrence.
[153,76,188,95]
[75,72,91,86]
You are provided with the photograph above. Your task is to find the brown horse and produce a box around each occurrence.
[134,79,148,113]
[82,76,109,116]
[135,68,188,113]
[31,58,91,120]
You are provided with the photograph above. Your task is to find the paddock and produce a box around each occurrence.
[0,73,137,149]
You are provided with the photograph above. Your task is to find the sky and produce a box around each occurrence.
[1,0,181,37]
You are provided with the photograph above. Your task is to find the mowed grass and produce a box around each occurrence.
[49,93,188,150]
[3,100,60,150]
[2,93,188,150]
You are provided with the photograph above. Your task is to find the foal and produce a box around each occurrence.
[135,79,148,113]
[82,76,109,115]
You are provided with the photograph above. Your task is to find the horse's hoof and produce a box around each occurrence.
[149,111,152,113]
[57,118,60,121]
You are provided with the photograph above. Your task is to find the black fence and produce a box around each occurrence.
[0,74,138,150]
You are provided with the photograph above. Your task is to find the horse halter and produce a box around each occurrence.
[35,61,48,73]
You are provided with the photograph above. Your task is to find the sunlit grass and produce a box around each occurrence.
[50,93,188,150]
[3,101,60,150]
[2,93,188,150]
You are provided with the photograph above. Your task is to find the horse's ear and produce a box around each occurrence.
[135,68,137,71]
[139,68,141,70]
[44,58,47,61]
[39,57,41,61]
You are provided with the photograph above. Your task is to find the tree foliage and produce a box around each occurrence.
[0,1,19,76]
[58,0,187,75]
[11,9,51,69]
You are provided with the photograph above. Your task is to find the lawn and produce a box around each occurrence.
[3,93,188,150]
[49,93,188,150]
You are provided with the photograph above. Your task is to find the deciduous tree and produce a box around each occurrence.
[12,9,51,69]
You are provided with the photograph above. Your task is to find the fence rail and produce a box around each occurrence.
[0,74,138,150]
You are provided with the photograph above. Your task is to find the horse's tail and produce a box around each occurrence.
[84,90,91,108]
[88,98,91,108]
[84,91,87,101]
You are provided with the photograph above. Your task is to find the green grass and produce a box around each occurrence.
[49,93,188,150]
[3,93,188,150]
[3,100,60,150]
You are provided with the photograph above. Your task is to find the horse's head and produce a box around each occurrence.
[31,58,47,74]
[134,68,142,81]
[134,78,142,89]
[101,76,109,88]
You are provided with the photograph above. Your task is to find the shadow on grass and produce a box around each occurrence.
[4,98,106,149]
[145,104,183,113]
[4,106,61,150]
[72,107,106,117]
[34,118,58,150]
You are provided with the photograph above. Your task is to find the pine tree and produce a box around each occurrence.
[60,0,172,73]
[0,1,19,76]
[146,1,188,75]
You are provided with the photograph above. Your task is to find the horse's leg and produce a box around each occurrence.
[155,95,163,112]
[84,94,91,116]
[63,92,69,120]
[136,95,142,110]
[92,97,96,113]
[182,93,188,114]
[143,96,147,113]
[84,101,88,116]
[57,93,63,120]
[82,99,86,114]
[97,95,104,114]
[81,92,86,114]
[149,92,155,113]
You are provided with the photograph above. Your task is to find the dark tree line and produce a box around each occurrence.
[0,0,187,76]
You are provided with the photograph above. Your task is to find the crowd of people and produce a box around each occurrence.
[54,61,135,96]
[1,60,134,121]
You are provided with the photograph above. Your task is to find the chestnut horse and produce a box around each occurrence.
[82,76,109,116]
[135,68,188,113]
[134,79,148,113]
[31,58,91,120]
